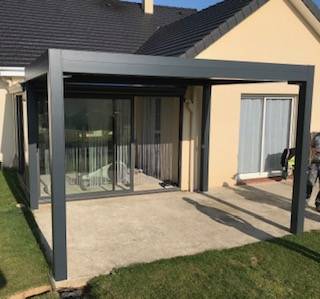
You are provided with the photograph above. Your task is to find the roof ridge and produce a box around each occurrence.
[138,0,227,46]
[120,0,197,12]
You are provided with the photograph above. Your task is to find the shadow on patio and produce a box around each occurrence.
[183,195,320,263]
[221,183,320,222]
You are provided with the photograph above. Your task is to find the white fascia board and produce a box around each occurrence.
[0,67,25,77]
[288,0,320,38]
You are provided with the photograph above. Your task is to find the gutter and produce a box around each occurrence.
[0,67,25,77]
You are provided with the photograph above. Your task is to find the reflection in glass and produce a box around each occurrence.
[38,96,51,197]
[263,99,292,172]
[114,100,132,191]
[64,98,132,195]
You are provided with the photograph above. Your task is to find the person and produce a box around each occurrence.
[281,148,295,179]
[307,133,320,212]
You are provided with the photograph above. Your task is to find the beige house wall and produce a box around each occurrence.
[0,81,18,167]
[195,0,320,188]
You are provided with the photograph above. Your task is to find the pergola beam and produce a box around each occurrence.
[26,49,313,83]
[59,50,312,82]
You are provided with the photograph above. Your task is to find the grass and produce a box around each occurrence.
[85,231,320,299]
[0,169,50,298]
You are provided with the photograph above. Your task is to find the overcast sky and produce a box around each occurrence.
[127,0,320,10]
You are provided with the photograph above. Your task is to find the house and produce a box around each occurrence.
[0,0,319,281]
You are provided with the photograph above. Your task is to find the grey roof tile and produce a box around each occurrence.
[138,0,319,58]
[137,0,268,57]
[0,0,319,66]
[0,0,195,66]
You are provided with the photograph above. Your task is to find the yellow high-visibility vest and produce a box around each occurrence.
[288,156,295,168]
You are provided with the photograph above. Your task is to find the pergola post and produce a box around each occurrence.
[26,84,40,210]
[200,83,212,192]
[47,50,67,280]
[290,77,314,234]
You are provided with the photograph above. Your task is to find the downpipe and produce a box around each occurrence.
[185,98,195,192]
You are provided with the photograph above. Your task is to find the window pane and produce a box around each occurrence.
[64,98,132,195]
[263,99,291,172]
[65,98,114,195]
[39,96,51,198]
[135,97,180,190]
[114,99,132,191]
[238,98,264,174]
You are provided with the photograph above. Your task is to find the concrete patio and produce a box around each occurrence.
[33,180,320,282]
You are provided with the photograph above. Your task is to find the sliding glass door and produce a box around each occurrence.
[238,96,294,179]
[64,97,132,196]
[39,94,181,199]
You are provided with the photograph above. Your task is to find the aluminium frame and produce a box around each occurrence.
[25,49,314,281]
[38,91,183,202]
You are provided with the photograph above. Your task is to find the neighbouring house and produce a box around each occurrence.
[0,0,319,281]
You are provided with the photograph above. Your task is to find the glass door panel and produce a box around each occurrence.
[65,98,114,195]
[263,98,292,172]
[134,97,180,191]
[114,99,132,191]
[39,96,51,197]
[238,98,264,174]
[64,97,132,196]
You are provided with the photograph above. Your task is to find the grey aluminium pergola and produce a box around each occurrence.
[25,49,314,281]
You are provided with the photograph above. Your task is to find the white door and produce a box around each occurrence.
[238,96,294,179]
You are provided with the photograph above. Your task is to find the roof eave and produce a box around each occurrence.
[0,67,25,77]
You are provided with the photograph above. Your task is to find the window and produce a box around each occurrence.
[238,96,296,179]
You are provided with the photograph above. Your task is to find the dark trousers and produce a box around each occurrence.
[307,163,320,207]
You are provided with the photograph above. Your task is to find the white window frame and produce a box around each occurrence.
[238,95,296,180]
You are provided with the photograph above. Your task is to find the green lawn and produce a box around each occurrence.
[85,231,320,299]
[0,169,50,298]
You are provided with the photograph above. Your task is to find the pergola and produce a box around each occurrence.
[25,49,314,281]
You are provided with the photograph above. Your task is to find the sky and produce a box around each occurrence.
[127,0,320,10]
